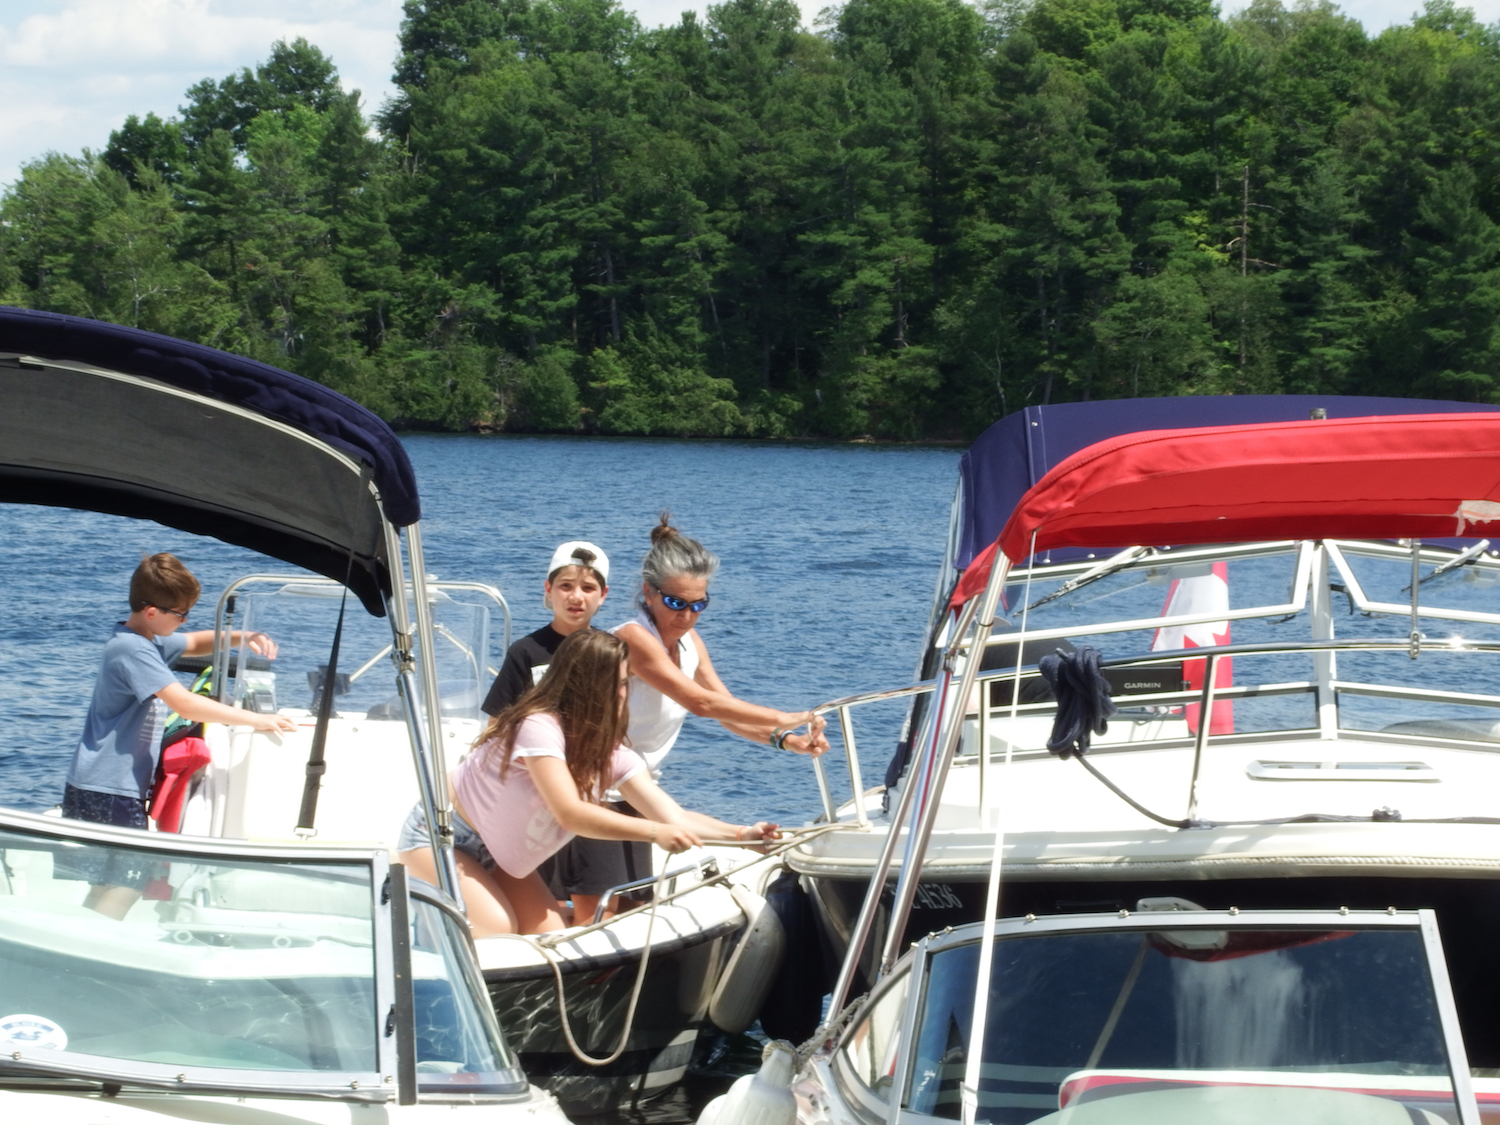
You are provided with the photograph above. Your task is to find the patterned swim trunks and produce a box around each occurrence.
[57,784,157,890]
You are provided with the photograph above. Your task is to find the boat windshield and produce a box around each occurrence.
[408,891,524,1096]
[225,578,496,725]
[0,822,522,1098]
[904,923,1462,1123]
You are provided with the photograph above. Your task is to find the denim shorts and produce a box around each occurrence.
[58,783,158,890]
[396,802,494,871]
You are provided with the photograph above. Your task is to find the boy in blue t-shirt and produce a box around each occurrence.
[65,552,296,918]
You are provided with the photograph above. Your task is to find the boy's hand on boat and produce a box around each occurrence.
[250,713,298,735]
[244,631,279,658]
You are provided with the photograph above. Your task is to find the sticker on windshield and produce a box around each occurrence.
[0,1013,68,1051]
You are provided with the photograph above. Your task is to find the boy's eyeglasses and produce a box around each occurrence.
[153,606,190,621]
[656,587,710,613]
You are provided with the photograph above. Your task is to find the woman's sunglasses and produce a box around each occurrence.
[656,587,710,613]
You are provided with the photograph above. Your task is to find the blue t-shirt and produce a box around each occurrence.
[68,624,189,800]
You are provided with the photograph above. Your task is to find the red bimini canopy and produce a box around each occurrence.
[951,412,1500,607]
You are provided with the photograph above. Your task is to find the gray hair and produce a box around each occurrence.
[641,512,719,592]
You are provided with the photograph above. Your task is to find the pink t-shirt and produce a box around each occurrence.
[453,712,647,878]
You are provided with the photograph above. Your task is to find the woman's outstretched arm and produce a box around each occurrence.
[691,637,830,756]
[617,622,829,755]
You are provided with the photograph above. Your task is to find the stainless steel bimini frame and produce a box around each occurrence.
[808,637,1500,824]
[208,574,513,703]
[806,539,1500,827]
[0,316,493,951]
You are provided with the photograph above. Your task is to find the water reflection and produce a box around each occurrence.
[602,1030,763,1124]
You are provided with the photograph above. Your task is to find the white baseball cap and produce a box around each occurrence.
[547,541,609,583]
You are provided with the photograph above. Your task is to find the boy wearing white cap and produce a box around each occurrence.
[480,542,609,717]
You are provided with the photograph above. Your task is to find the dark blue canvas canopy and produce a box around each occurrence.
[0,307,420,615]
[957,395,1500,573]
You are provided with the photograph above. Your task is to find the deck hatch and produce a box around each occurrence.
[1247,759,1439,781]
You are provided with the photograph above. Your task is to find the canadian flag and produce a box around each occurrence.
[1151,561,1234,735]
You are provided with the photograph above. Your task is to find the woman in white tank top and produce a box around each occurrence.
[612,512,831,773]
[610,608,698,779]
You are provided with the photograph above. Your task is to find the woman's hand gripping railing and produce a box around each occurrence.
[808,680,939,825]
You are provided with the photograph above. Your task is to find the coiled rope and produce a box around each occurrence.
[1040,646,1193,829]
[1038,646,1116,759]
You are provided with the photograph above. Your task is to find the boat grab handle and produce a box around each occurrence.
[590,861,711,924]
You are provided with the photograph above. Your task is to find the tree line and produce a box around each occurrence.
[4,0,1500,439]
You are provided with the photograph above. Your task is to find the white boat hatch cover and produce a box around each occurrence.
[1247,759,1439,782]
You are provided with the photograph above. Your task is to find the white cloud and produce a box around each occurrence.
[1,0,404,186]
[0,0,817,187]
[2,0,398,72]
[1225,0,1500,29]
[0,76,80,172]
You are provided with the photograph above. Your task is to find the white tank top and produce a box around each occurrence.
[611,610,699,780]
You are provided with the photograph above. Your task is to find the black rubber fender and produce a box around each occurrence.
[756,868,829,1044]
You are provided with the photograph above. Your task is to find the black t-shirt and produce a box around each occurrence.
[481,625,569,717]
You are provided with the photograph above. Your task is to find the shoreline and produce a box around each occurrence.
[402,429,971,449]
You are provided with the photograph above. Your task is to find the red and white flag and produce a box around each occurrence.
[1151,561,1233,735]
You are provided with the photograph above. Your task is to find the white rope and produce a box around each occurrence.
[796,994,865,1067]
[492,863,669,1067]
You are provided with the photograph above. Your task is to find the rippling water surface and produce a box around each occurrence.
[0,434,961,1122]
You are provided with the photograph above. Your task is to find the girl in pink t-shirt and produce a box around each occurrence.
[397,629,779,935]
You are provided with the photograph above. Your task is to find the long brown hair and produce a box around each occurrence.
[476,629,630,800]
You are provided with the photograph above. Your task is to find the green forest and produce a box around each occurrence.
[3,0,1499,439]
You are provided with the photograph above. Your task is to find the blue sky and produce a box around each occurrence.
[2,0,1492,190]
